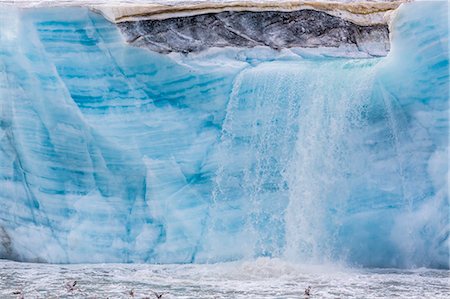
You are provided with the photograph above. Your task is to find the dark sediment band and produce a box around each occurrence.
[117,9,390,56]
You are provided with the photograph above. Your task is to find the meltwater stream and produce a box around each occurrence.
[0,0,448,282]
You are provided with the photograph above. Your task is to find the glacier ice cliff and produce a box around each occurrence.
[0,1,448,268]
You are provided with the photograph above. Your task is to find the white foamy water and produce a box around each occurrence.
[0,258,449,298]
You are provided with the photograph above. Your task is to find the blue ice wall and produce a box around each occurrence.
[0,2,448,268]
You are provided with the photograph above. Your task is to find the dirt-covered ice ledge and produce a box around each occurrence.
[95,1,407,56]
[0,1,409,56]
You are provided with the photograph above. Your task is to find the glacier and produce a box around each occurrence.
[0,1,448,268]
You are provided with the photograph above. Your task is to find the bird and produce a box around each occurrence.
[129,289,135,297]
[12,290,24,299]
[66,280,77,291]
[304,286,311,297]
[152,291,165,298]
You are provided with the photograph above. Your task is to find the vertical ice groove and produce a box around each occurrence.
[0,7,69,262]
[376,1,449,268]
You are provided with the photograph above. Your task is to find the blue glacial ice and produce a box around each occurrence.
[0,1,448,268]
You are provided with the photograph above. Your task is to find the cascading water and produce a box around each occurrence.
[0,1,448,269]
[283,60,379,264]
[202,60,380,264]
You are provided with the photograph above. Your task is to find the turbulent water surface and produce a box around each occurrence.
[0,259,449,299]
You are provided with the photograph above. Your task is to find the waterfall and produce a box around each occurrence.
[284,60,378,263]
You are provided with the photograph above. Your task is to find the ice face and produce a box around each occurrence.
[0,2,448,268]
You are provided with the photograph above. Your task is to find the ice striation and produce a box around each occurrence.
[0,1,448,268]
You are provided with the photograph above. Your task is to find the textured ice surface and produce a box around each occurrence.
[0,1,448,267]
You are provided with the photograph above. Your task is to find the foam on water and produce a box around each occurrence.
[0,259,449,298]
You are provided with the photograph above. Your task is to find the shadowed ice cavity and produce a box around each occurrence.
[0,2,448,268]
